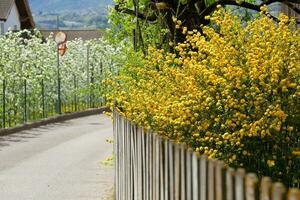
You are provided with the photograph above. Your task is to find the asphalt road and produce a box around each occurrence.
[0,114,114,200]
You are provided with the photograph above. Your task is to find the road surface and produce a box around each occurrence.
[0,114,114,200]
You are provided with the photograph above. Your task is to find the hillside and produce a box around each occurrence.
[29,0,113,13]
[28,0,113,29]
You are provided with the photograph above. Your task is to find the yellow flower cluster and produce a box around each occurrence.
[107,8,300,185]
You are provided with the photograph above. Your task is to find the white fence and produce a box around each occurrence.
[114,111,300,200]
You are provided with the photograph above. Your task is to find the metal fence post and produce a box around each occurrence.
[73,74,77,112]
[2,79,6,128]
[86,45,90,108]
[41,79,45,118]
[24,79,27,123]
[57,45,61,114]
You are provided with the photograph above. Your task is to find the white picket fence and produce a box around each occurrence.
[113,111,300,200]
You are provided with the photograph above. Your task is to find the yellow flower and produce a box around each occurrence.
[267,160,275,168]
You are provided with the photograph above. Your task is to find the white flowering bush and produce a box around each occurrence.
[0,29,121,127]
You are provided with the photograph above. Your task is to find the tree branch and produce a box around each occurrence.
[114,4,157,22]
[199,0,261,18]
[283,1,300,15]
[200,0,300,23]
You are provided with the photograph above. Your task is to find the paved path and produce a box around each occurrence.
[0,114,114,200]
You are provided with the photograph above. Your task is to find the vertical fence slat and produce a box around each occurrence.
[155,135,160,200]
[169,141,174,200]
[272,183,286,200]
[235,168,246,200]
[186,149,193,200]
[142,129,146,200]
[200,155,208,200]
[127,120,132,200]
[192,152,199,200]
[174,143,180,200]
[133,125,138,200]
[261,177,272,200]
[145,132,150,200]
[215,161,225,200]
[181,144,186,200]
[153,134,157,200]
[149,132,153,200]
[121,117,125,200]
[123,119,128,200]
[208,159,216,200]
[287,189,300,200]
[160,137,164,200]
[114,111,118,200]
[164,139,169,200]
[138,127,143,200]
[226,168,235,200]
[245,173,258,200]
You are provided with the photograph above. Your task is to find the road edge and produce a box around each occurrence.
[0,107,110,136]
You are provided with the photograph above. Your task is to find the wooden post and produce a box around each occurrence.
[164,139,169,200]
[114,112,119,200]
[137,127,143,199]
[287,189,300,200]
[121,117,125,199]
[145,132,150,200]
[174,143,180,200]
[186,148,193,200]
[141,129,146,200]
[160,138,165,200]
[226,168,235,200]
[155,136,161,200]
[192,152,199,200]
[169,141,174,200]
[215,161,225,200]
[133,125,138,200]
[181,144,186,200]
[126,120,132,200]
[118,115,122,200]
[235,168,246,200]
[149,132,153,200]
[260,177,272,200]
[208,159,216,200]
[245,173,259,200]
[200,155,208,200]
[153,134,157,200]
[272,183,286,200]
[123,118,127,199]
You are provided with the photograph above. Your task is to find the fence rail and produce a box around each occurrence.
[114,112,300,200]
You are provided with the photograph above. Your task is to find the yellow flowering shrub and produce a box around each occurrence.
[107,7,300,186]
